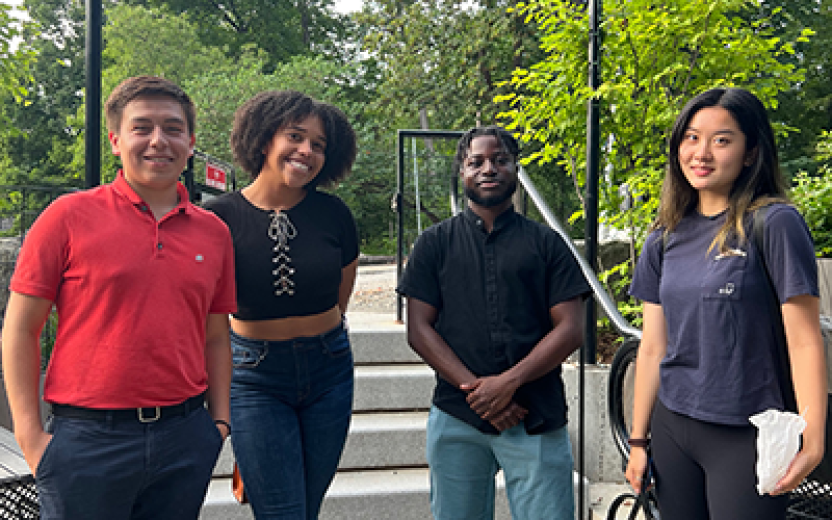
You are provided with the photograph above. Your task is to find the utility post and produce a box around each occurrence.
[84,0,102,189]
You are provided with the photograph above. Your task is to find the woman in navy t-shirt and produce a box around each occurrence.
[626,87,827,520]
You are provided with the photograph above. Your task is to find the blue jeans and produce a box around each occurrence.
[426,406,575,520]
[229,324,354,520]
[36,406,222,520]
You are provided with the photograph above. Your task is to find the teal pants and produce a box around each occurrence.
[426,406,575,520]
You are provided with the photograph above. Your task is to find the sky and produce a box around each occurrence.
[333,0,364,14]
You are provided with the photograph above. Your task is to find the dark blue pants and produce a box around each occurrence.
[652,399,789,520]
[36,405,223,520]
[229,324,354,520]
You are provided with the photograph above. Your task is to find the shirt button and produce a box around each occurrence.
[157,243,163,250]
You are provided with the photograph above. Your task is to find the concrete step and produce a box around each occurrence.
[200,468,506,520]
[340,411,427,469]
[349,328,418,365]
[353,364,434,412]
[213,411,429,477]
[201,468,590,520]
[320,468,450,520]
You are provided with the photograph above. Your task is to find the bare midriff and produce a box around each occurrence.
[230,305,342,341]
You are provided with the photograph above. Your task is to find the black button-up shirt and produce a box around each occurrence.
[397,206,591,434]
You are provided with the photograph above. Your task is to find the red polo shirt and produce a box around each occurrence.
[11,172,237,408]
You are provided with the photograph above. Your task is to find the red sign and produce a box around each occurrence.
[206,163,227,191]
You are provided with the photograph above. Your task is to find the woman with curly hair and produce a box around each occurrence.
[205,90,358,519]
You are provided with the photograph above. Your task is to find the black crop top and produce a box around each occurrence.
[204,190,359,320]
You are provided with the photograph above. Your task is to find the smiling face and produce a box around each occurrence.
[261,115,327,189]
[108,95,194,196]
[461,134,518,210]
[679,106,755,213]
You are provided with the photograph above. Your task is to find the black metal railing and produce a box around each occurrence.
[0,185,78,241]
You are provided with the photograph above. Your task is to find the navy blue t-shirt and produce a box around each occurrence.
[630,204,817,425]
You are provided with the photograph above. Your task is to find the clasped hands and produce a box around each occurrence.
[461,375,527,432]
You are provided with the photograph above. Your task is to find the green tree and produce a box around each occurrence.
[0,0,81,188]
[498,0,811,248]
[65,3,245,183]
[791,131,832,257]
[101,4,236,93]
[354,1,581,236]
[357,0,539,131]
[757,1,832,177]
[0,2,35,106]
[122,0,353,70]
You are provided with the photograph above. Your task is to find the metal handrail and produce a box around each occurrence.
[517,167,642,340]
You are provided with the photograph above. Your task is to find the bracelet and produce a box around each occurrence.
[214,419,231,435]
[628,438,650,448]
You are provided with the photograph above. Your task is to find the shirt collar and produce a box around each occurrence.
[462,205,517,234]
[112,170,193,215]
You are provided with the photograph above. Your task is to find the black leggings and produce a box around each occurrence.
[651,400,789,520]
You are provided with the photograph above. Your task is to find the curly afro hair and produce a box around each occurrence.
[230,90,357,188]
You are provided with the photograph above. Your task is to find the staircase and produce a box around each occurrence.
[199,311,516,519]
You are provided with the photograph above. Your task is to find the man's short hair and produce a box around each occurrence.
[105,76,196,135]
[453,125,520,174]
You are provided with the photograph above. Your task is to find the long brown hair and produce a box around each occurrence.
[656,87,788,253]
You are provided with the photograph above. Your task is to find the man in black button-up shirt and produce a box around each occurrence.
[397,125,590,519]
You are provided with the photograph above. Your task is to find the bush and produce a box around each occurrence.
[791,132,832,258]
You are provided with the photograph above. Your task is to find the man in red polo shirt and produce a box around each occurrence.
[1,76,236,519]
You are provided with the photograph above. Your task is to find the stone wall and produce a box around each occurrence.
[818,259,832,317]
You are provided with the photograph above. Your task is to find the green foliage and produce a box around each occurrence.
[102,5,235,93]
[360,235,397,256]
[0,1,38,182]
[0,2,36,107]
[791,131,832,257]
[762,1,832,178]
[355,1,580,231]
[499,0,809,251]
[68,4,246,183]
[498,0,810,330]
[1,0,87,188]
[358,0,541,131]
[122,0,353,70]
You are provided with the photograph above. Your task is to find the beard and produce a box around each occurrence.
[464,179,517,208]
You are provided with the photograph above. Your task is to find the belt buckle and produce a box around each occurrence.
[138,407,161,423]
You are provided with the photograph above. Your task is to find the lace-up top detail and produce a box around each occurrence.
[203,190,359,320]
[268,211,297,296]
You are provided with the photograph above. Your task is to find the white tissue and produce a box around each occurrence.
[749,409,806,495]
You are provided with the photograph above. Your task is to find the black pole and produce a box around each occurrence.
[580,1,601,519]
[84,0,102,189]
[395,131,405,323]
[184,156,196,203]
[585,0,600,365]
